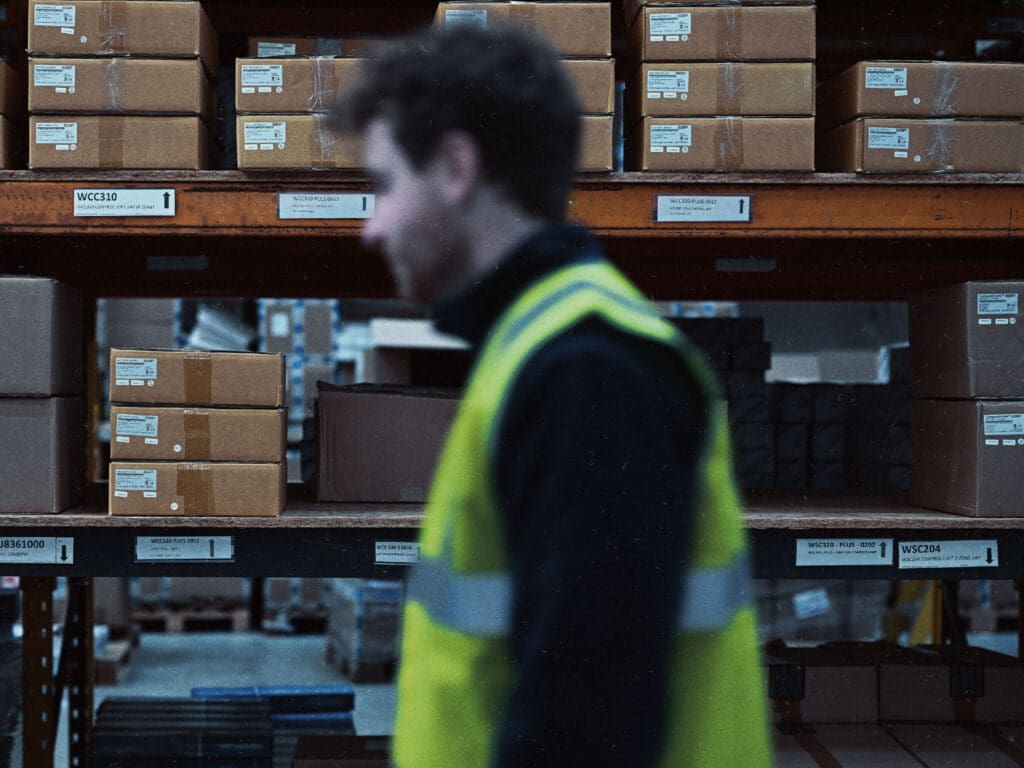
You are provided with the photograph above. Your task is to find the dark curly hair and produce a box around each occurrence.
[329,23,581,220]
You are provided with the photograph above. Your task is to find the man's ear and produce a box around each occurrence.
[434,131,483,204]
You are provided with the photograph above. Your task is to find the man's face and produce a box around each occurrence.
[361,119,468,304]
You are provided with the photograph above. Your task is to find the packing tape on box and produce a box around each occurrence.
[929,119,955,172]
[99,1,128,54]
[713,116,743,171]
[315,37,343,56]
[310,113,335,169]
[98,119,126,168]
[717,8,742,60]
[183,409,211,460]
[717,62,742,114]
[509,3,537,30]
[176,462,214,515]
[929,62,959,116]
[102,58,127,112]
[309,56,337,112]
[183,351,213,403]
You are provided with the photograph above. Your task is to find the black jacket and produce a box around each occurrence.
[434,224,708,768]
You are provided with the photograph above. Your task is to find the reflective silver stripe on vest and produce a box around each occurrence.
[407,550,752,637]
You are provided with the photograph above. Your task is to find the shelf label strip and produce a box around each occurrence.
[73,188,175,217]
[375,541,420,565]
[795,538,893,567]
[0,537,74,565]
[278,192,374,220]
[135,536,234,563]
[655,195,751,223]
[898,539,998,570]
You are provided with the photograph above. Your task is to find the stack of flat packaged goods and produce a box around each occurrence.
[108,349,288,517]
[623,0,816,171]
[26,0,216,169]
[818,61,1024,172]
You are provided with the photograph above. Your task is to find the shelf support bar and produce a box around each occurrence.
[64,578,94,768]
[20,576,56,768]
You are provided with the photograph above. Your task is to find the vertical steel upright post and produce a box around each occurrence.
[65,578,94,768]
[20,577,56,768]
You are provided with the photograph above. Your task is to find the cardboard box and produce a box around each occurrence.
[580,114,612,171]
[0,115,17,168]
[626,0,815,26]
[109,349,286,408]
[628,62,814,119]
[247,36,375,59]
[166,577,249,605]
[0,277,83,395]
[236,57,361,114]
[565,59,615,115]
[631,7,815,63]
[888,725,1022,767]
[765,656,877,723]
[316,384,458,503]
[819,61,1024,129]
[818,118,1022,173]
[28,1,218,73]
[628,116,814,171]
[236,114,361,170]
[29,58,210,119]
[110,406,286,462]
[800,726,921,767]
[0,396,85,513]
[292,736,390,768]
[436,3,611,58]
[29,115,208,169]
[0,60,24,118]
[109,461,286,517]
[912,399,1024,517]
[910,282,1024,399]
[103,298,177,350]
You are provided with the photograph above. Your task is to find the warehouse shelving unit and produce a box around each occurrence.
[2,0,1024,764]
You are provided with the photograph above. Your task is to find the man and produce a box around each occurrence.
[330,24,770,768]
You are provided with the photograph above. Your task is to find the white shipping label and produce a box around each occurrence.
[257,42,297,57]
[867,126,910,150]
[278,192,374,220]
[650,124,692,147]
[445,9,488,29]
[116,414,158,438]
[136,536,234,562]
[35,122,77,144]
[792,589,831,621]
[984,414,1024,436]
[795,538,893,567]
[33,64,76,87]
[34,4,75,26]
[865,66,908,90]
[978,292,1019,315]
[244,121,286,144]
[375,541,421,565]
[656,195,751,223]
[0,537,74,565]
[899,540,998,569]
[73,188,175,217]
[114,469,157,492]
[241,64,283,87]
[115,357,157,381]
[650,12,691,35]
[648,70,689,94]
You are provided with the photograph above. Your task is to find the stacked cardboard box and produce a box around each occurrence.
[624,0,816,171]
[0,59,23,167]
[0,277,86,513]
[818,61,1024,172]
[325,579,403,680]
[27,0,216,169]
[756,579,890,644]
[435,2,615,171]
[108,348,287,516]
[911,281,1024,516]
[247,36,376,59]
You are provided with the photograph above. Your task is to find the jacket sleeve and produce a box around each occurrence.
[491,324,709,768]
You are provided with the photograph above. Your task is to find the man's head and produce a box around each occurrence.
[330,24,581,302]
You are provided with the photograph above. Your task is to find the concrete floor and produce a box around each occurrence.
[54,632,397,768]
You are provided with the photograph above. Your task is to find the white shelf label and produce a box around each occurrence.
[651,12,691,36]
[34,4,75,27]
[375,541,420,565]
[898,540,999,569]
[34,64,76,88]
[445,9,488,29]
[73,188,175,217]
[116,413,159,438]
[241,64,283,87]
[136,536,234,562]
[257,42,297,57]
[244,121,286,145]
[865,66,908,90]
[792,588,831,620]
[279,192,375,220]
[984,414,1024,436]
[0,537,74,565]
[868,126,910,150]
[656,195,752,223]
[795,538,893,567]
[978,293,1018,315]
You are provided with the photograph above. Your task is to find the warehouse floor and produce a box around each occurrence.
[54,633,397,767]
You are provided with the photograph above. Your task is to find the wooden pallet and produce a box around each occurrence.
[132,606,250,633]
[324,639,396,683]
[95,639,133,686]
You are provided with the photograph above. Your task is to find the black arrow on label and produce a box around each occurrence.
[210,539,215,558]
[880,542,887,559]
[163,192,171,209]
[987,547,994,564]
[738,199,745,215]
[60,545,67,562]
